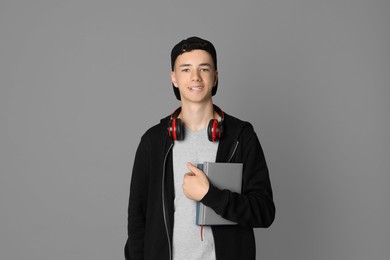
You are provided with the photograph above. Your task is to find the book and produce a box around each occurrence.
[196,162,243,226]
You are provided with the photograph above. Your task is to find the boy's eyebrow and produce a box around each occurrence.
[178,63,212,67]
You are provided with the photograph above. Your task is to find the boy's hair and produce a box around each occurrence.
[171,36,218,100]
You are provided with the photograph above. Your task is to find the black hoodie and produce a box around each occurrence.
[125,112,275,260]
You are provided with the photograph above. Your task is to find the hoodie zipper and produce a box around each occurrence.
[227,140,239,163]
[162,143,173,260]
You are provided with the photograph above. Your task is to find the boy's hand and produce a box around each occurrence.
[182,162,210,201]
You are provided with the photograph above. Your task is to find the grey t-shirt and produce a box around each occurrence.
[172,126,219,260]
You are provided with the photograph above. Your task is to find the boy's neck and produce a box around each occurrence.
[179,101,216,131]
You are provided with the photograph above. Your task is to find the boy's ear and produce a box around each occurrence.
[214,70,219,86]
[171,71,178,87]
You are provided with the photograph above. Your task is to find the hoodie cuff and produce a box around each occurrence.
[200,183,226,210]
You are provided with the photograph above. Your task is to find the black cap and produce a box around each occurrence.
[171,36,218,100]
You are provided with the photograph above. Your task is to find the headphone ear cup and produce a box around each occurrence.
[208,119,222,142]
[167,119,174,139]
[218,123,224,141]
[168,117,185,141]
[175,118,185,141]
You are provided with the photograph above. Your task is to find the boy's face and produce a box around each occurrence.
[171,50,218,104]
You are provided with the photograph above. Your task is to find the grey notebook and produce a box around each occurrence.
[196,162,243,226]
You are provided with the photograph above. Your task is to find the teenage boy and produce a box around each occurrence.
[125,37,275,260]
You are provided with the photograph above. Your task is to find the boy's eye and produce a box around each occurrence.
[181,68,190,72]
[201,68,209,72]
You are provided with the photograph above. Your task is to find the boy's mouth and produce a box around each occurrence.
[189,86,203,91]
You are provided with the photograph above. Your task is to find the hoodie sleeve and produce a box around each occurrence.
[201,126,275,228]
[124,136,150,260]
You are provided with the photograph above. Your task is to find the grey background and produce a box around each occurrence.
[1,0,389,259]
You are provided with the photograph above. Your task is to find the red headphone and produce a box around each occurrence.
[167,105,224,142]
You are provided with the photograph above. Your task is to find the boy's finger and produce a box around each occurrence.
[186,162,201,174]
